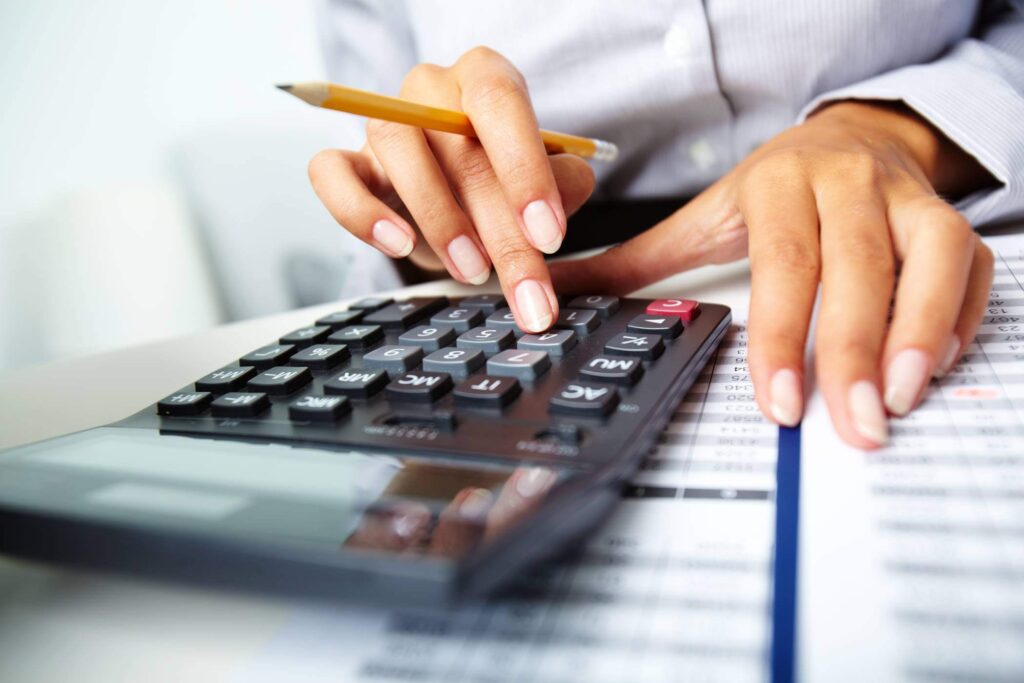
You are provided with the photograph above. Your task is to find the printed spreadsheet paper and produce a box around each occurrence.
[239,314,781,683]
[800,232,1024,682]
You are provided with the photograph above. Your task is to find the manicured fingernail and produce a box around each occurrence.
[515,467,556,498]
[769,369,803,427]
[522,200,563,254]
[514,279,554,331]
[391,504,429,539]
[447,235,490,285]
[458,488,493,521]
[884,349,931,416]
[934,334,961,378]
[372,219,413,258]
[848,380,888,446]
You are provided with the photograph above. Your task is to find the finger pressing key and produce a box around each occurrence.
[454,47,567,254]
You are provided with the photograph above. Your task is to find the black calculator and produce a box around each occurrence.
[0,294,729,604]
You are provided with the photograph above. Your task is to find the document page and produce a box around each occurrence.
[800,233,1024,681]
[239,315,781,682]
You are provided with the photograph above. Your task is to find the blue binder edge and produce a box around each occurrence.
[771,425,801,683]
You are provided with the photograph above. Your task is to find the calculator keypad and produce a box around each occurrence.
[155,293,730,468]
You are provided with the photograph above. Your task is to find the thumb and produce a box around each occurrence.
[550,182,748,295]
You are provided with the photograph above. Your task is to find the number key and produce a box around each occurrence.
[553,308,599,335]
[456,327,514,355]
[431,306,484,333]
[398,325,456,352]
[422,348,485,377]
[567,295,620,318]
[363,345,424,373]
[487,350,550,381]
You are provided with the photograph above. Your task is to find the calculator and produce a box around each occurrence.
[0,294,730,603]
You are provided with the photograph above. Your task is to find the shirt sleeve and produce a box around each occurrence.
[797,0,1024,227]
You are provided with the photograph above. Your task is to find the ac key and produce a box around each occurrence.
[549,382,619,416]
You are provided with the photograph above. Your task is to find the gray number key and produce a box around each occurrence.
[567,295,620,318]
[485,310,526,336]
[554,308,599,335]
[398,325,456,352]
[456,327,514,355]
[422,347,485,377]
[487,350,551,381]
[363,345,424,374]
[430,306,484,333]
[518,329,577,356]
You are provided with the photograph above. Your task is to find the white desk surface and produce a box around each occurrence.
[0,262,751,683]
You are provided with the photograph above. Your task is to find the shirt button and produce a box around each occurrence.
[688,138,718,170]
[663,23,690,59]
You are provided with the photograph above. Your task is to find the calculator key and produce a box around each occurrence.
[211,392,270,418]
[364,297,448,331]
[567,295,620,317]
[385,371,454,402]
[246,366,312,395]
[289,394,351,422]
[518,330,577,356]
[315,310,364,329]
[485,310,527,336]
[280,325,331,347]
[195,366,256,393]
[457,327,515,355]
[604,333,664,360]
[457,294,508,313]
[579,355,644,385]
[289,344,350,371]
[454,376,521,408]
[422,347,485,377]
[431,306,485,333]
[554,308,599,335]
[328,325,384,350]
[549,382,619,416]
[240,344,295,370]
[157,391,212,416]
[363,345,424,373]
[324,368,389,398]
[487,350,551,381]
[349,296,393,312]
[646,298,701,322]
[626,314,683,338]
[398,325,457,352]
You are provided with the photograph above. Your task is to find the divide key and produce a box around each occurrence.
[626,314,683,338]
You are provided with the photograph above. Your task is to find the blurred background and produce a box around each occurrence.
[0,0,397,371]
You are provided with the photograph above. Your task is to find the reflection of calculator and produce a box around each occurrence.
[0,294,730,603]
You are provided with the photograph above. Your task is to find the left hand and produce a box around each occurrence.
[551,100,995,448]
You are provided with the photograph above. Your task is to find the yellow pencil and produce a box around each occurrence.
[277,81,618,162]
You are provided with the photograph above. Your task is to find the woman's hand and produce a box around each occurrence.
[551,101,995,448]
[308,47,594,333]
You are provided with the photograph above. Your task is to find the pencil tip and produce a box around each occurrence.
[275,84,293,92]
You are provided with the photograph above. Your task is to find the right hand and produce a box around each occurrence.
[308,47,596,333]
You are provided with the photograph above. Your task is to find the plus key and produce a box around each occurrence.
[645,298,700,322]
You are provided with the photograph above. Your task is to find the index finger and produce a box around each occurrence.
[454,47,566,254]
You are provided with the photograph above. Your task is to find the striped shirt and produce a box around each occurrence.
[317,0,1024,226]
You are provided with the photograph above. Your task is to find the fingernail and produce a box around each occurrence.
[848,380,889,446]
[522,200,563,254]
[391,504,429,539]
[884,349,931,416]
[458,488,493,521]
[447,235,490,285]
[515,467,557,498]
[934,334,961,379]
[514,279,554,331]
[769,369,803,427]
[372,219,413,258]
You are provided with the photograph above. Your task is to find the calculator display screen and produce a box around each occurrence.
[0,428,573,563]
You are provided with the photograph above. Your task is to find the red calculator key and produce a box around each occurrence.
[645,299,700,322]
